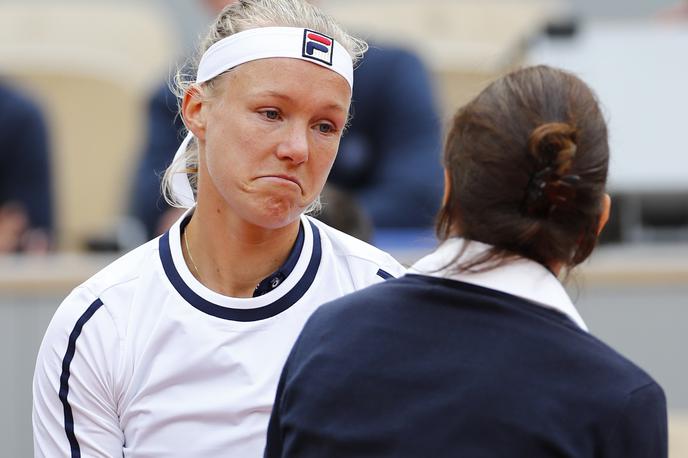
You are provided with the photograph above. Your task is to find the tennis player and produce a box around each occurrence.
[266,66,668,457]
[32,1,404,456]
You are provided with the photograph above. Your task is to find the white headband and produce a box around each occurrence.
[170,26,354,207]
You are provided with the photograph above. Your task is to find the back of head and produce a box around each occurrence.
[438,65,609,271]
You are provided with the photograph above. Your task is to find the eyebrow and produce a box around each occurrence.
[252,90,348,114]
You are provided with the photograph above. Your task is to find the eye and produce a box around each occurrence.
[261,109,281,121]
[316,122,336,134]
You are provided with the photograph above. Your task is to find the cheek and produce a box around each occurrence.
[204,123,256,180]
[304,150,336,197]
[311,139,340,179]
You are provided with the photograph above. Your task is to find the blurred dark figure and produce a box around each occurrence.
[129,0,443,240]
[314,184,373,243]
[0,81,53,253]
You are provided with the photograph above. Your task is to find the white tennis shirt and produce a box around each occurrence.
[33,214,404,457]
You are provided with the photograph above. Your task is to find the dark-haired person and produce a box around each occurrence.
[265,65,668,457]
[0,81,53,253]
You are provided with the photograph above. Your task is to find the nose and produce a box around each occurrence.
[275,123,309,165]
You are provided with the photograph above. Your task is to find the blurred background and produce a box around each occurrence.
[0,0,686,455]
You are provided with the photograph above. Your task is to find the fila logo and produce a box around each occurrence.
[302,29,334,66]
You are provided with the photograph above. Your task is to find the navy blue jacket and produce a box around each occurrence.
[0,82,53,232]
[129,45,443,238]
[266,274,668,457]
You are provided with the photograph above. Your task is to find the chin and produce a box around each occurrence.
[251,197,305,230]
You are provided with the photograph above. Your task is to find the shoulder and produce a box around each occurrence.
[307,272,660,391]
[598,375,667,455]
[580,334,664,402]
[83,238,160,297]
[297,276,414,347]
[52,239,161,331]
[0,82,45,124]
[307,215,405,279]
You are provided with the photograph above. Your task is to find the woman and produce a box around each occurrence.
[266,66,668,457]
[32,1,404,456]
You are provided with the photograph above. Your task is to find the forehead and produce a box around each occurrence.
[219,57,351,106]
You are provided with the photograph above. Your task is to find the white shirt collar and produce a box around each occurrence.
[408,238,588,331]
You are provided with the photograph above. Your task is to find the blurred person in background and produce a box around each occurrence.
[657,0,688,20]
[0,81,52,253]
[129,0,443,240]
[266,65,667,457]
[315,183,373,242]
[32,0,404,456]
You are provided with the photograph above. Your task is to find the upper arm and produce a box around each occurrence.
[602,382,668,458]
[33,288,124,457]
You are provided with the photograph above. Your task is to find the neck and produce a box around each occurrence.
[450,230,564,278]
[182,203,301,298]
[547,261,564,278]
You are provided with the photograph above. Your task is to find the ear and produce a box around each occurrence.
[181,85,207,141]
[597,193,612,235]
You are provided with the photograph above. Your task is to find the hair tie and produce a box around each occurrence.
[522,168,580,217]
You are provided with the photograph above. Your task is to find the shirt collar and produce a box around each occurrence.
[253,222,305,297]
[408,238,588,331]
[178,209,306,299]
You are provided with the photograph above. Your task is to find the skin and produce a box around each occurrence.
[0,203,50,253]
[442,168,612,276]
[181,58,351,297]
[0,203,28,252]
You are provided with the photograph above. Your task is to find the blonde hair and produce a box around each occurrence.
[161,0,367,209]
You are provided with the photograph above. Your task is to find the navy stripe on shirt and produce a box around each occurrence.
[59,298,105,458]
[376,269,394,280]
[160,220,323,322]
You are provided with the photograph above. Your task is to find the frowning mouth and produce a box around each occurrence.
[257,174,302,190]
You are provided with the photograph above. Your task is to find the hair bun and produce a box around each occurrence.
[522,122,580,217]
[528,122,578,174]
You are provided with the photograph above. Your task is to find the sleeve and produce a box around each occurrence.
[356,49,444,228]
[602,382,668,458]
[33,287,124,457]
[129,83,185,239]
[2,93,53,232]
[344,251,406,292]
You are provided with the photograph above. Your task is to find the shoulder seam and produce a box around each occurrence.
[74,286,126,416]
[605,380,663,449]
[628,380,660,397]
